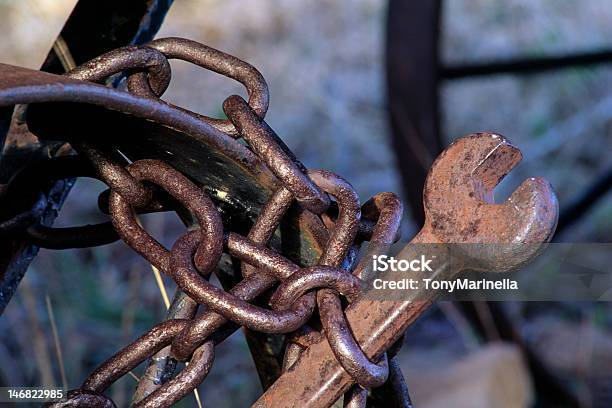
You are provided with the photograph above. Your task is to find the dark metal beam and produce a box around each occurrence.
[442,49,612,80]
[385,0,442,226]
[0,0,173,313]
[556,165,612,237]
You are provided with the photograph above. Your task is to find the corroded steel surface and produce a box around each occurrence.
[0,37,557,408]
[0,0,174,314]
[254,133,558,408]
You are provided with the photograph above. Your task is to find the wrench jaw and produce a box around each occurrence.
[470,135,522,203]
[419,132,559,273]
[492,176,558,272]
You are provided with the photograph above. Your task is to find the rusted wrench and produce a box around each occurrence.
[254,132,558,408]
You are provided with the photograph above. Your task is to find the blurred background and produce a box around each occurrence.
[0,0,611,407]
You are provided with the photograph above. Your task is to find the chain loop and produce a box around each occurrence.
[270,266,364,310]
[73,143,153,208]
[45,390,116,408]
[224,95,330,214]
[170,230,316,333]
[68,45,171,96]
[128,37,269,135]
[108,159,223,274]
[8,38,412,407]
[82,319,190,393]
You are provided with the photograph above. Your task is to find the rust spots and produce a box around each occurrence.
[460,219,481,238]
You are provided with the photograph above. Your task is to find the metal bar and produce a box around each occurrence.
[0,0,173,313]
[556,165,612,236]
[442,49,612,79]
[41,0,173,75]
[385,0,442,226]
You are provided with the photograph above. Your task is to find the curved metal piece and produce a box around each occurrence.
[0,192,47,235]
[226,232,301,279]
[169,231,302,360]
[71,142,153,208]
[170,230,316,334]
[241,186,294,278]
[5,62,324,262]
[308,170,360,266]
[109,159,223,274]
[82,319,190,393]
[224,95,330,214]
[45,389,117,408]
[318,292,390,389]
[2,155,120,247]
[134,341,214,408]
[353,192,403,281]
[132,36,270,135]
[169,231,321,361]
[0,63,278,210]
[271,266,364,310]
[308,170,389,388]
[67,45,171,96]
[169,270,277,362]
[25,222,119,249]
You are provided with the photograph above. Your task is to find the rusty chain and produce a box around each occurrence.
[0,38,412,407]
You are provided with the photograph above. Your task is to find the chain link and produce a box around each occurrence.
[0,38,410,407]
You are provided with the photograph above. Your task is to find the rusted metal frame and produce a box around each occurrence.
[131,37,271,137]
[556,164,612,237]
[441,48,612,79]
[385,0,442,226]
[0,0,173,313]
[4,63,326,402]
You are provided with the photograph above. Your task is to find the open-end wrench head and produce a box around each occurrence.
[420,132,558,271]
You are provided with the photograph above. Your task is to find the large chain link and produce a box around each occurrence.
[1,38,410,407]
